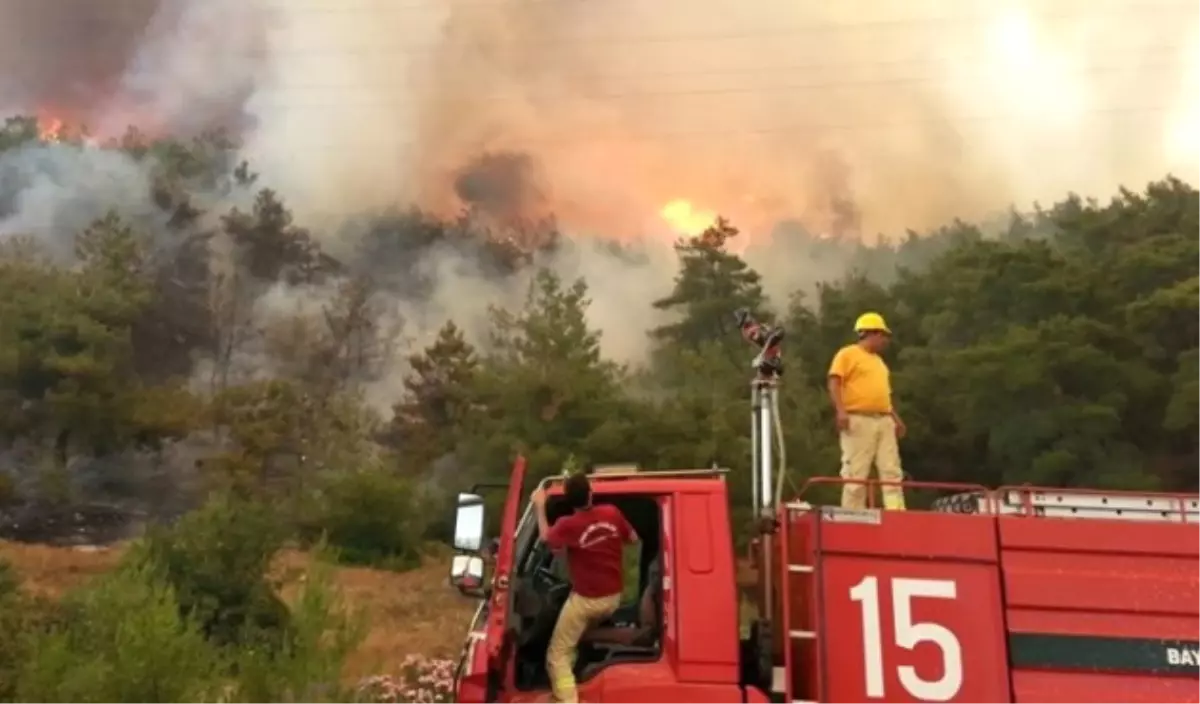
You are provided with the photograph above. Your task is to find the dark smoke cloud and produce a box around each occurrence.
[454,152,548,219]
[453,150,559,247]
[0,1,160,114]
[0,0,267,138]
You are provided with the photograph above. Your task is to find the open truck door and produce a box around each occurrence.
[486,455,527,669]
[448,455,527,703]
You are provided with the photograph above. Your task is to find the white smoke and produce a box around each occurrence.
[102,0,269,136]
[0,142,157,259]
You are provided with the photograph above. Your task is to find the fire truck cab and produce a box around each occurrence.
[450,461,750,703]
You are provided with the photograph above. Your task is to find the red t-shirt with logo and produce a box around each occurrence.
[546,504,635,598]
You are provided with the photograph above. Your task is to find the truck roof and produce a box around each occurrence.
[543,468,1199,524]
[538,466,729,487]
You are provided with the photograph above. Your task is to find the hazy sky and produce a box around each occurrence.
[2,0,1195,244]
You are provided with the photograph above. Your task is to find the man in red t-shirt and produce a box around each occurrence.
[533,472,638,703]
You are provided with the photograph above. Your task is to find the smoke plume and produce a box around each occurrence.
[1,0,1197,367]
[242,0,1198,229]
[242,0,1199,324]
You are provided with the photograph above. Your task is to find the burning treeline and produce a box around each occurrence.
[2,0,1194,246]
[394,0,1198,241]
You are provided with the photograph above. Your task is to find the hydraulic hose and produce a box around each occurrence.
[771,389,790,508]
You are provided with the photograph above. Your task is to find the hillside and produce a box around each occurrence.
[0,540,475,679]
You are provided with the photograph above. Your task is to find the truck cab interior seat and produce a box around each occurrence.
[582,556,662,664]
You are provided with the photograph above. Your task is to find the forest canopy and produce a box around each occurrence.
[0,114,1195,547]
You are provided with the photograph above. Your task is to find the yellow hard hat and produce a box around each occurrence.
[854,312,891,334]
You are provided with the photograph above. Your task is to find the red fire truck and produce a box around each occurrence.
[445,313,1199,703]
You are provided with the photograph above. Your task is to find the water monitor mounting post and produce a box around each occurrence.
[734,308,786,651]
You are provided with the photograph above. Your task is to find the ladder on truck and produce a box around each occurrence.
[777,500,821,704]
[933,487,1199,523]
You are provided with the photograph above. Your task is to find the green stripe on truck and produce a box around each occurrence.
[1009,633,1200,677]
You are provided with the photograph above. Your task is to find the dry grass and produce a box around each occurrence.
[0,540,478,678]
[271,549,477,678]
[0,540,124,598]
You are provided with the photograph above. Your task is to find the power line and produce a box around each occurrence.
[10,41,1182,83]
[265,43,1190,89]
[278,105,1179,150]
[29,3,1197,55]
[265,0,1200,22]
[272,16,1198,56]
[244,59,1188,108]
[34,0,1193,16]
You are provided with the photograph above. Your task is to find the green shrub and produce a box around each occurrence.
[0,497,373,701]
[0,557,31,700]
[132,493,291,647]
[15,563,226,702]
[232,547,367,702]
[313,470,423,571]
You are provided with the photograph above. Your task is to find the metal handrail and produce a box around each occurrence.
[788,476,1199,523]
[796,476,995,511]
[994,483,1198,522]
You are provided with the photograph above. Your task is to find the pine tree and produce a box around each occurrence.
[388,321,479,464]
[650,218,769,349]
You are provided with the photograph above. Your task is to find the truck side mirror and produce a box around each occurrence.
[450,554,486,596]
[453,492,485,552]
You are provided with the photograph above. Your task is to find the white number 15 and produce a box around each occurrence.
[849,576,964,702]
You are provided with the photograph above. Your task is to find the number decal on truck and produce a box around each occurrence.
[849,576,965,702]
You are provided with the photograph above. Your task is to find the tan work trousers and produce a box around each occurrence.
[546,591,621,703]
[840,412,906,510]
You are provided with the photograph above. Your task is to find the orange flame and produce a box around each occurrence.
[38,116,65,143]
[659,198,717,238]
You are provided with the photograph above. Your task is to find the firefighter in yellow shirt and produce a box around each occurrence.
[826,312,907,511]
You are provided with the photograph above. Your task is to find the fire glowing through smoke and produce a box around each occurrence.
[33,111,111,147]
[37,116,65,143]
[659,199,718,238]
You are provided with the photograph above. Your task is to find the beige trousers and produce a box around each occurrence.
[840,413,906,510]
[546,591,621,703]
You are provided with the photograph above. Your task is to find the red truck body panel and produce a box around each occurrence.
[502,663,750,703]
[485,456,526,663]
[781,498,1199,703]
[671,487,741,685]
[784,509,1013,702]
[999,516,1199,703]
